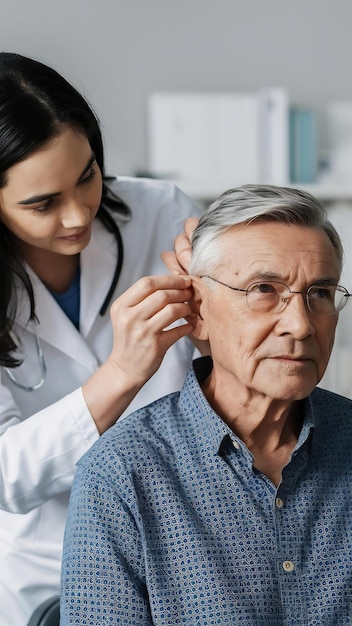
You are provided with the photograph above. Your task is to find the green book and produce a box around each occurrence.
[289,107,317,184]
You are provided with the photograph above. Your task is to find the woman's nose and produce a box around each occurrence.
[61,196,90,228]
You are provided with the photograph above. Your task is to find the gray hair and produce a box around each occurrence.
[190,184,344,276]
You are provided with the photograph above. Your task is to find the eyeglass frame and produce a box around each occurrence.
[200,275,352,315]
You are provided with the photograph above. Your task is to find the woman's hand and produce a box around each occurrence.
[82,274,194,432]
[161,217,199,275]
[108,274,194,383]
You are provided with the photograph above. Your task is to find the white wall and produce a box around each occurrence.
[1,0,352,176]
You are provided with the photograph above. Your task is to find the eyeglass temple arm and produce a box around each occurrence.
[200,276,248,293]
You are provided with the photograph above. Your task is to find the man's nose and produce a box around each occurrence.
[276,292,315,339]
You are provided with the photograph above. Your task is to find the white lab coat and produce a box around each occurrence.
[0,176,201,626]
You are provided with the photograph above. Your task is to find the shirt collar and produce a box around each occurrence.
[179,356,316,457]
[178,357,234,457]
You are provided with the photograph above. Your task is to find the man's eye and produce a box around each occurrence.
[310,287,332,300]
[250,283,277,295]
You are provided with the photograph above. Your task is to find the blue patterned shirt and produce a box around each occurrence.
[61,357,352,625]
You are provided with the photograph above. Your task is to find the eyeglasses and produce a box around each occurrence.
[201,276,352,315]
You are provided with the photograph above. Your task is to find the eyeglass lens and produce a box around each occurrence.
[247,282,347,315]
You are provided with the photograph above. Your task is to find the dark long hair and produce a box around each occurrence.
[0,52,129,367]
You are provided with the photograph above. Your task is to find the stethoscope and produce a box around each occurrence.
[3,195,126,392]
[4,329,47,391]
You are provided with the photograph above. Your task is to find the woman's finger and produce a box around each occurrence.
[161,249,184,275]
[111,274,192,309]
[162,216,200,275]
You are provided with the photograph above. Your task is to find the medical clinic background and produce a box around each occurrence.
[1,2,352,384]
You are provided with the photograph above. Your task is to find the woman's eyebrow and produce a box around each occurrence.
[17,152,96,206]
[18,191,61,206]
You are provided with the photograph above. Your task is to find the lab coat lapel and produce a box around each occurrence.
[79,221,117,336]
[25,275,98,368]
[14,221,117,367]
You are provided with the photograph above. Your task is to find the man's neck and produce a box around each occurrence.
[201,371,304,487]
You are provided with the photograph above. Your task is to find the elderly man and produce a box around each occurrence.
[61,185,352,625]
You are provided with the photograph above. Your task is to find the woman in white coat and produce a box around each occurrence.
[0,52,201,626]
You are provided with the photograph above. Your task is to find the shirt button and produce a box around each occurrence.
[276,497,284,509]
[283,560,295,572]
[231,439,240,450]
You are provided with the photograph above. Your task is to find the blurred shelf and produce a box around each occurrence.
[289,183,352,202]
[169,180,352,204]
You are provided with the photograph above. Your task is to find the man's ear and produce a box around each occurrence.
[188,277,209,341]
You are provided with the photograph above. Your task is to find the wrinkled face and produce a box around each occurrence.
[194,221,341,402]
[0,126,103,260]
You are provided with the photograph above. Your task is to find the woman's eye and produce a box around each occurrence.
[80,166,96,185]
[32,198,56,213]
